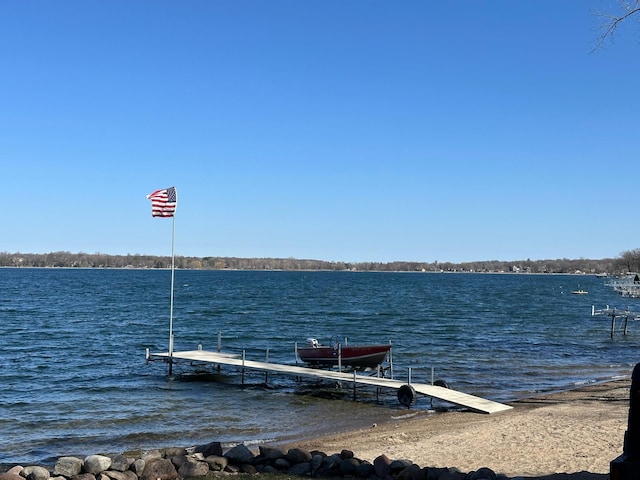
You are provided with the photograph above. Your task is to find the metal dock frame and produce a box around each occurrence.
[146,347,512,414]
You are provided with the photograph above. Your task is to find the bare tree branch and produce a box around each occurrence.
[592,1,640,52]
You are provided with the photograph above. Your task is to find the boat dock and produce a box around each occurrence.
[592,305,640,337]
[606,274,640,298]
[146,347,512,414]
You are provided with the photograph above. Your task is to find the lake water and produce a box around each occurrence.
[1,268,637,467]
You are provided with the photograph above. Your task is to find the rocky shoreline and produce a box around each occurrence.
[1,441,505,480]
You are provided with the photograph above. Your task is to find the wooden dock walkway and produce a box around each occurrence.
[147,348,512,414]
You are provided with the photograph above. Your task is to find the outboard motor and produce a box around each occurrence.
[306,338,319,348]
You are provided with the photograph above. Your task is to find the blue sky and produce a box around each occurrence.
[2,1,639,263]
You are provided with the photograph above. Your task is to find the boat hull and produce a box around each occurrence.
[297,344,390,368]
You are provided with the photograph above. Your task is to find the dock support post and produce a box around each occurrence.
[612,314,616,339]
[294,342,301,382]
[216,332,222,372]
[241,350,246,386]
[625,317,629,336]
[610,363,640,479]
[431,366,435,409]
[408,367,412,385]
[265,348,269,384]
[353,370,357,401]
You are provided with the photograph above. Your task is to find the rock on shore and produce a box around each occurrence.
[1,441,504,480]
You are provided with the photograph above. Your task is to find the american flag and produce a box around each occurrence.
[146,186,177,217]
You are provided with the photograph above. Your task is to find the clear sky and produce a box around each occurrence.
[2,1,639,263]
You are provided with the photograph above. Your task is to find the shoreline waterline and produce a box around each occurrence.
[2,377,631,480]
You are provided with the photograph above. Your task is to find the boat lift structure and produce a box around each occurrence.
[606,274,640,298]
[592,305,640,338]
[146,345,512,415]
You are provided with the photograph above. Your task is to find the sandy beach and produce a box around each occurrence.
[287,379,632,479]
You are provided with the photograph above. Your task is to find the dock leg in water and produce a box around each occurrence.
[241,350,246,386]
[625,317,630,336]
[353,371,357,401]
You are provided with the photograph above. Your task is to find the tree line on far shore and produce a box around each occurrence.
[3,250,640,275]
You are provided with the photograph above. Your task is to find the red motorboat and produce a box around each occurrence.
[296,338,391,369]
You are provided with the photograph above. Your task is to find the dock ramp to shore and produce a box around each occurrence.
[147,348,512,414]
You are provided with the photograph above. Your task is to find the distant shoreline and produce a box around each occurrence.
[0,251,618,274]
[0,265,613,280]
[0,265,614,276]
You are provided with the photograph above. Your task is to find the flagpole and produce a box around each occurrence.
[168,213,176,375]
[146,186,178,377]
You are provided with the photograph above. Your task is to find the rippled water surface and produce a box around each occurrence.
[1,269,637,466]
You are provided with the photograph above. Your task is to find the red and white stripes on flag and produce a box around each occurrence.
[146,186,177,217]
